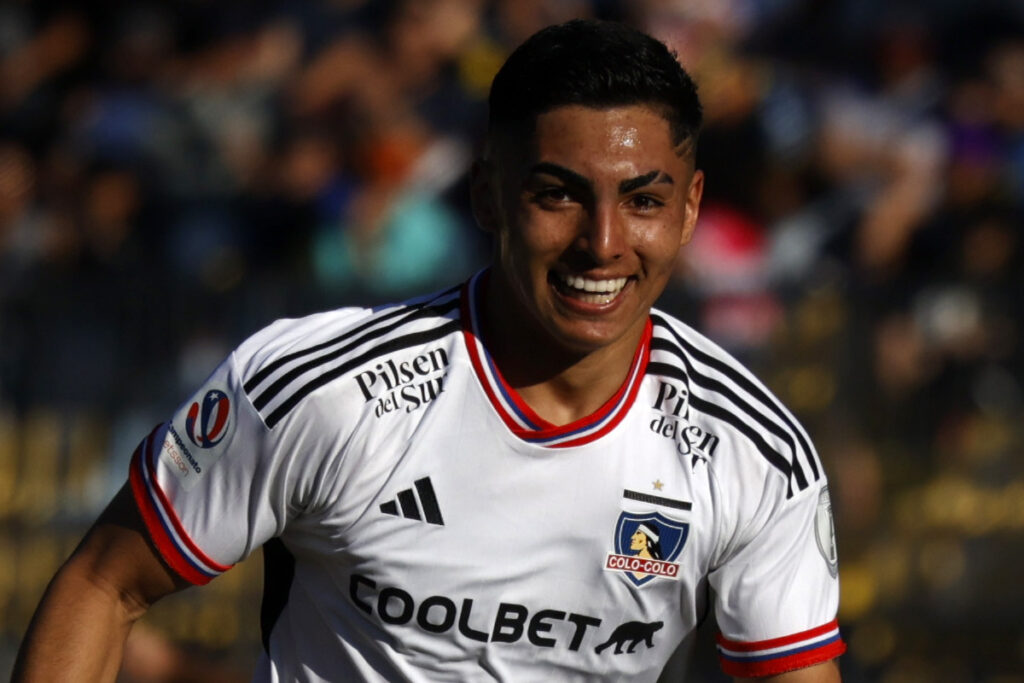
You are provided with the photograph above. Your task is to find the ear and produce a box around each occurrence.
[679,169,704,247]
[470,158,501,234]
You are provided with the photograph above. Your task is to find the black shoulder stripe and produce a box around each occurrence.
[649,337,808,489]
[250,297,459,412]
[692,393,793,482]
[243,286,459,395]
[263,319,461,428]
[650,336,809,491]
[646,360,686,383]
[648,361,795,485]
[651,314,821,480]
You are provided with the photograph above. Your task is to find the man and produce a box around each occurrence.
[15,19,844,682]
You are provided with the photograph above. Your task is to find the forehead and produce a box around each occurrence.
[535,104,672,141]
[495,105,688,179]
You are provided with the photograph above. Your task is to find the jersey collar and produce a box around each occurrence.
[461,270,651,448]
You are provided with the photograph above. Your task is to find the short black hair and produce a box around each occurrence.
[487,19,702,154]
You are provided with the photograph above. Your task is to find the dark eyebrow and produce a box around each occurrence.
[619,170,673,194]
[527,162,593,192]
[527,163,673,195]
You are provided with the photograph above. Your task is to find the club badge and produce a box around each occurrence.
[605,511,689,586]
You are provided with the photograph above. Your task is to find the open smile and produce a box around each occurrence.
[550,271,631,306]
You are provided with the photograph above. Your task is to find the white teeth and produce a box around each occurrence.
[558,274,628,296]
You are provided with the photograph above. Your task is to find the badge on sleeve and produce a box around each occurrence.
[815,486,839,578]
[185,389,232,448]
[161,386,235,490]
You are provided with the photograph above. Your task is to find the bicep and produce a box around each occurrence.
[12,485,188,681]
[733,658,841,683]
[67,482,188,611]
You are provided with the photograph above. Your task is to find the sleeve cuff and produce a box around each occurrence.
[717,619,846,678]
[129,425,234,586]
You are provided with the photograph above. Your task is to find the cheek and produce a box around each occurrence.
[511,210,574,260]
[498,225,555,290]
[635,220,686,265]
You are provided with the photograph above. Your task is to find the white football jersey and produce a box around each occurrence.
[129,271,845,681]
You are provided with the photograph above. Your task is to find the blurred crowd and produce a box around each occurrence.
[1,0,1023,681]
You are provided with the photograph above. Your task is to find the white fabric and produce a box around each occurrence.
[134,274,841,682]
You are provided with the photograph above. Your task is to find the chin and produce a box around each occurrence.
[543,318,637,355]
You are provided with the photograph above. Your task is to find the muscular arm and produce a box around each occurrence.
[735,659,842,683]
[12,484,187,682]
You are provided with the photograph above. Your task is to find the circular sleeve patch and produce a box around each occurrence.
[815,486,839,578]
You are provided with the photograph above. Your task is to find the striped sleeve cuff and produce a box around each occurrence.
[717,619,846,678]
[129,425,234,586]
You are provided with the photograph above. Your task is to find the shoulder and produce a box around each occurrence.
[646,308,824,500]
[232,284,463,430]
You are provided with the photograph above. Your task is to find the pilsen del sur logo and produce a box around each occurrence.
[605,511,689,587]
[185,389,231,449]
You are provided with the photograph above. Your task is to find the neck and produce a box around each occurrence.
[479,275,646,426]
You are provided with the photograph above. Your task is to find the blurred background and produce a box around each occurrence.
[1,0,1022,680]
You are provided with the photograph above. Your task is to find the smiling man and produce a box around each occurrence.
[15,20,844,682]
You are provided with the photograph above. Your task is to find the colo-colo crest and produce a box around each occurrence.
[606,511,689,587]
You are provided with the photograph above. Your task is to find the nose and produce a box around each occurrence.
[576,202,626,264]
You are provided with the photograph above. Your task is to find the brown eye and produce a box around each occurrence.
[628,195,663,211]
[533,187,573,205]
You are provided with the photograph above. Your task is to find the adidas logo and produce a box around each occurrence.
[380,477,444,525]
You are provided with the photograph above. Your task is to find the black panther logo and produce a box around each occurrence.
[594,620,664,655]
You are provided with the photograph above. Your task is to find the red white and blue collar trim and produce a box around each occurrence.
[716,619,846,678]
[461,270,651,448]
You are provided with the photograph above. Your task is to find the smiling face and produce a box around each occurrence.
[474,104,703,358]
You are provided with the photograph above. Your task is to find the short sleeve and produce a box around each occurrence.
[129,351,290,586]
[709,482,846,677]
